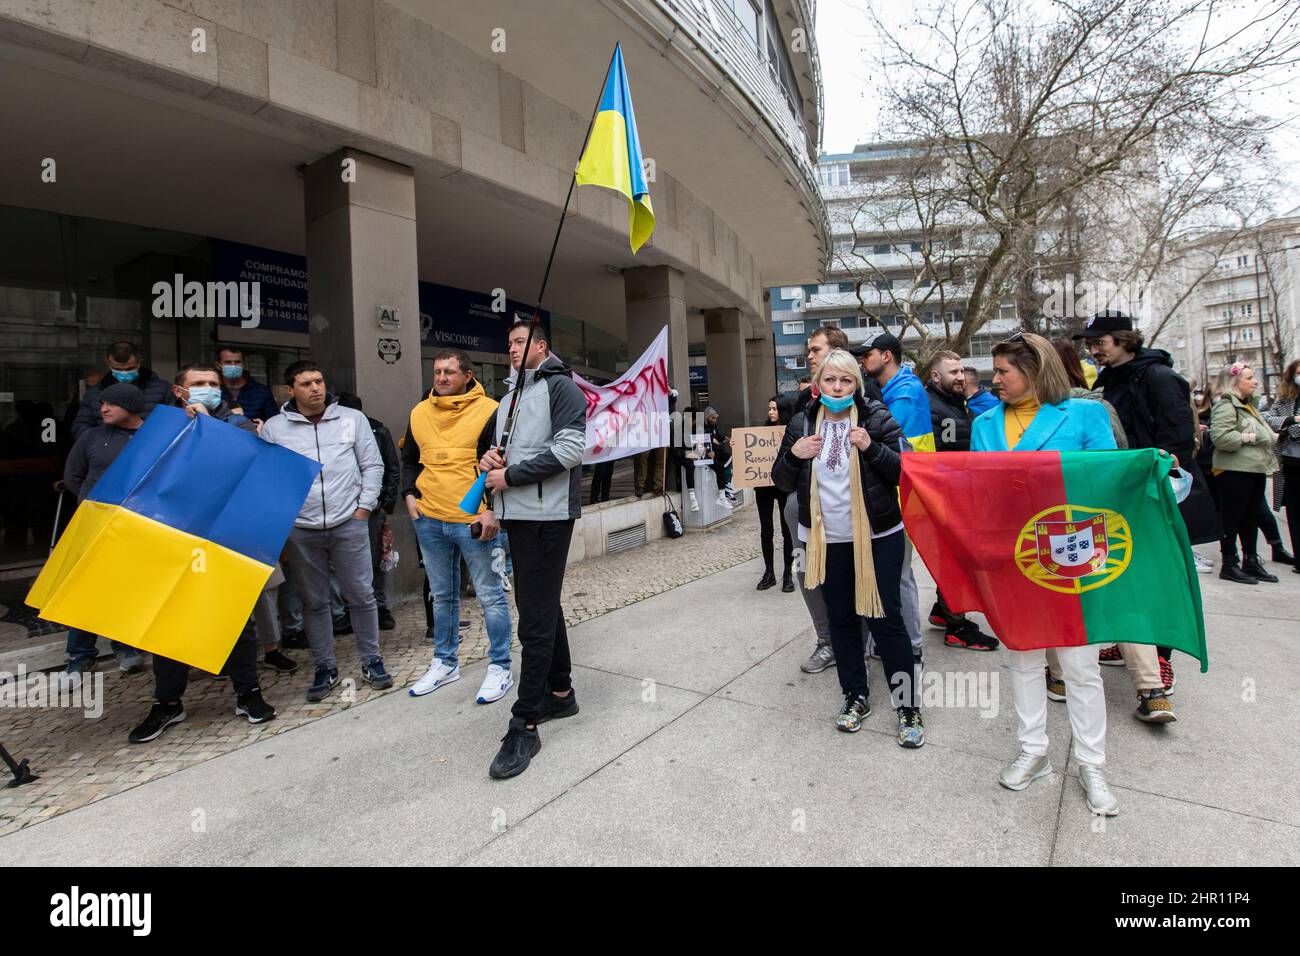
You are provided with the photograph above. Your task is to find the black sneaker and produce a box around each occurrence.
[306,667,339,702]
[235,688,277,724]
[1243,555,1279,583]
[128,701,186,743]
[280,629,308,649]
[927,602,948,628]
[377,607,397,631]
[263,649,298,673]
[1271,543,1294,565]
[897,706,925,748]
[781,571,795,593]
[362,656,393,690]
[536,688,579,724]
[944,620,1000,651]
[488,718,541,779]
[756,570,777,590]
[332,615,353,635]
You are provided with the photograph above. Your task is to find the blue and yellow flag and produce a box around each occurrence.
[575,43,655,252]
[27,406,320,672]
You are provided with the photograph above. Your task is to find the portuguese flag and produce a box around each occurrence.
[900,449,1207,670]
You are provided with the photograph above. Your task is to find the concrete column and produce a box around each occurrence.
[624,265,689,395]
[745,331,776,424]
[303,148,422,598]
[704,308,750,428]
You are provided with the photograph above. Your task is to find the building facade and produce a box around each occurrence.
[0,1,827,630]
[771,142,1016,392]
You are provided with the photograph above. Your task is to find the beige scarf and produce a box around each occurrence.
[802,404,883,617]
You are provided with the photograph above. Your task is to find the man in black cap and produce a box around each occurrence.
[1078,310,1218,691]
[59,383,149,675]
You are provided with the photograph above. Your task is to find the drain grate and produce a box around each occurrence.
[606,522,647,554]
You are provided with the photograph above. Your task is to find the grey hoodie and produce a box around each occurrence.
[259,394,383,529]
[478,353,586,521]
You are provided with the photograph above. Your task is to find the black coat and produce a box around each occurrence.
[771,393,903,535]
[368,416,401,514]
[1096,349,1220,544]
[926,384,972,452]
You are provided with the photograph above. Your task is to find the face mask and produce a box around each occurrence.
[222,365,244,379]
[820,393,855,413]
[1294,375,1300,387]
[111,369,139,383]
[1169,468,1192,504]
[186,385,222,410]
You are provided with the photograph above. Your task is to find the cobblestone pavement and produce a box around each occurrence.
[0,508,761,836]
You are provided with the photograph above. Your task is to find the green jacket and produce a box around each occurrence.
[1210,393,1277,475]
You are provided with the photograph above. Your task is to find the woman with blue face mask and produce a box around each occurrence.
[771,348,925,748]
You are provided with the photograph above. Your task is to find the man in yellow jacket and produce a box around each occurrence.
[402,349,514,704]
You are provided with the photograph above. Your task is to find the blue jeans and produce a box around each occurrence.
[66,628,139,665]
[413,516,512,669]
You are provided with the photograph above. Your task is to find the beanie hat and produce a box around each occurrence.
[98,382,146,415]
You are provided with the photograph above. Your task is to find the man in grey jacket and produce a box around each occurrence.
[478,319,587,779]
[259,361,391,701]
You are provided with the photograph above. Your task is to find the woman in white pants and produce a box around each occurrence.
[969,333,1119,816]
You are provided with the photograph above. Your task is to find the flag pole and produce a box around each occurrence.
[465,44,621,515]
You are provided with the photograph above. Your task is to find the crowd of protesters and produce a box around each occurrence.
[47,311,1295,797]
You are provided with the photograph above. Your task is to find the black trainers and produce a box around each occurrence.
[927,601,948,628]
[536,688,579,724]
[280,629,308,649]
[362,656,393,690]
[263,649,298,672]
[377,607,397,631]
[488,718,541,779]
[756,569,777,590]
[305,667,339,702]
[1243,555,1279,583]
[332,615,353,635]
[235,688,277,724]
[944,620,1000,651]
[128,701,186,743]
[781,570,795,592]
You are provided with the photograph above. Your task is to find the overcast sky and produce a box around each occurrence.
[815,0,1300,214]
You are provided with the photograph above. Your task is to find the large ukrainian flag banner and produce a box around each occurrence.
[575,43,655,252]
[27,406,320,673]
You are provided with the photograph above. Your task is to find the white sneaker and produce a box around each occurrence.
[475,663,514,704]
[409,660,459,697]
[688,489,699,512]
[1192,552,1214,574]
[716,493,730,509]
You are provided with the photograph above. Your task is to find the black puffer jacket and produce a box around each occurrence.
[926,383,972,452]
[771,392,903,535]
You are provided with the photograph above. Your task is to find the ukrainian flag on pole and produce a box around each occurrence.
[27,406,319,672]
[576,43,656,253]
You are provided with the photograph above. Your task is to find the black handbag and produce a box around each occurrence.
[661,494,684,538]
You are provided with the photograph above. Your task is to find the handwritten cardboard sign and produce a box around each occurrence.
[731,425,786,489]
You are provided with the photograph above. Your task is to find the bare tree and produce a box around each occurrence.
[855,0,1300,356]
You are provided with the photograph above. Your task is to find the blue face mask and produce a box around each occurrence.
[186,385,222,410]
[820,393,855,413]
[221,365,244,379]
[111,369,139,383]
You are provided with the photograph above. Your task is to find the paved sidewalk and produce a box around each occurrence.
[0,506,761,837]
[3,520,1296,865]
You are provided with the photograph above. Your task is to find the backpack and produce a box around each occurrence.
[662,494,684,538]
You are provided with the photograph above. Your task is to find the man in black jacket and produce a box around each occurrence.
[1079,310,1217,687]
[338,393,401,630]
[71,341,170,438]
[925,352,999,651]
[61,383,149,675]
